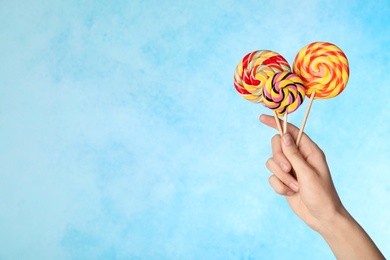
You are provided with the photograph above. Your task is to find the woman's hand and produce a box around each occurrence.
[260,114,385,259]
[260,114,344,233]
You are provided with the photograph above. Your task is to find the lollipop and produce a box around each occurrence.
[234,50,305,134]
[293,42,349,145]
[262,71,306,116]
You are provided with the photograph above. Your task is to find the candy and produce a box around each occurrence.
[292,42,350,146]
[234,50,291,103]
[293,42,349,99]
[262,71,306,116]
[234,50,306,134]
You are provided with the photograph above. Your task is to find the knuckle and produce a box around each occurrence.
[289,149,303,159]
[271,134,279,142]
[268,175,277,186]
[318,149,326,160]
[314,143,326,159]
[269,179,286,195]
[269,176,286,195]
[265,158,273,170]
[275,188,286,195]
[271,134,280,145]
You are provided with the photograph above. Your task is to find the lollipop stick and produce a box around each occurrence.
[273,111,283,135]
[283,112,288,134]
[296,91,315,146]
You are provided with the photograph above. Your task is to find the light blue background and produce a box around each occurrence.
[1,0,389,259]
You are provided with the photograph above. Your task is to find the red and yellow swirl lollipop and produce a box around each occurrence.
[234,50,291,103]
[293,42,350,145]
[234,50,302,133]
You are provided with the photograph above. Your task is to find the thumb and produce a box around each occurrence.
[281,133,313,179]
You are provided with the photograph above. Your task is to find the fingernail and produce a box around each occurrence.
[283,134,293,146]
[280,162,289,172]
[289,181,299,192]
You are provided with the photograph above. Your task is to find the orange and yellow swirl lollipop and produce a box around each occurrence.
[293,42,350,145]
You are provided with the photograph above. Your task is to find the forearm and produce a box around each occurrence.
[319,209,384,260]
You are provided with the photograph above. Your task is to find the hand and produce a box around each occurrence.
[260,114,344,232]
[260,114,385,259]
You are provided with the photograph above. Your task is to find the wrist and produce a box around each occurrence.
[316,206,352,240]
[317,207,385,259]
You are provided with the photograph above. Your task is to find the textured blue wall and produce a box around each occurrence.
[0,0,389,259]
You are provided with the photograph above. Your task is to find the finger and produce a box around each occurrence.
[279,132,330,179]
[281,133,316,181]
[302,141,331,179]
[266,158,299,192]
[261,114,320,161]
[268,175,296,196]
[271,135,292,173]
[260,114,313,150]
[260,114,300,139]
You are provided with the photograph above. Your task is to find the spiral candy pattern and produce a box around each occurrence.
[234,50,291,103]
[262,71,306,116]
[293,42,349,99]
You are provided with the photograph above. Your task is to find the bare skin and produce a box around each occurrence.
[260,114,384,260]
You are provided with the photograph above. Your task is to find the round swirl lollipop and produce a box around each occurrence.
[262,71,306,116]
[293,42,350,145]
[293,42,349,99]
[234,50,291,103]
[234,50,297,133]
